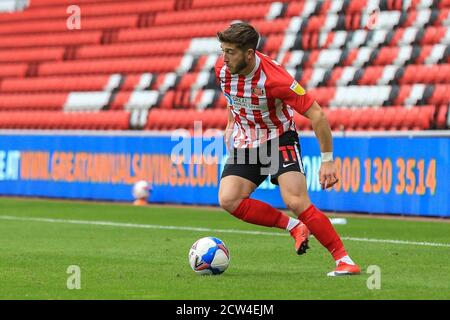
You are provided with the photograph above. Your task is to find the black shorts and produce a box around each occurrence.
[221,130,305,186]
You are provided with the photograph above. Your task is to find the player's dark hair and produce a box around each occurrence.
[217,22,259,52]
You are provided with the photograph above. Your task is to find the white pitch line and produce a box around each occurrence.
[338,236,450,247]
[0,215,449,248]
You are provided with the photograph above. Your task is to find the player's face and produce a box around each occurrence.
[220,43,249,75]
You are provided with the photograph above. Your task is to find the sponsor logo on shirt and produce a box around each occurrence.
[231,96,262,110]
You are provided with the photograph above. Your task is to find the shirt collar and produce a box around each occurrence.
[245,53,260,79]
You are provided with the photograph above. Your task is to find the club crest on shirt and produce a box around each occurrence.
[290,80,306,95]
[252,87,265,97]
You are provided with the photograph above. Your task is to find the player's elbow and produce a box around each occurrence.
[310,110,328,129]
[304,102,327,123]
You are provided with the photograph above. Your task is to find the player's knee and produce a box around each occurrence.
[218,194,242,213]
[285,196,310,214]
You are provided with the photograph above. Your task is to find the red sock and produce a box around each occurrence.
[232,198,290,229]
[299,205,347,260]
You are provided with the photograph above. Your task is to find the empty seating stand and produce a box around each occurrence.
[0,0,447,131]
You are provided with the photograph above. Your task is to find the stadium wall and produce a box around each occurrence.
[0,130,448,217]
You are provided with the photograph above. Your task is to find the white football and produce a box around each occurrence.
[132,180,151,200]
[188,237,230,275]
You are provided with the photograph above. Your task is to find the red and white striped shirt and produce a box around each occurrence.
[215,51,314,149]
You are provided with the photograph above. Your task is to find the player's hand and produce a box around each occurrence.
[319,161,339,190]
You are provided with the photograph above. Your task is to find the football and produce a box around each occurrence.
[132,180,151,200]
[188,237,230,275]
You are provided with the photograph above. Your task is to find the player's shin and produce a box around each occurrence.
[298,204,347,260]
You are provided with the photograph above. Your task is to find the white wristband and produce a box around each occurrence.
[321,152,334,162]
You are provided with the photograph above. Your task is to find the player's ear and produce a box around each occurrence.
[246,48,254,60]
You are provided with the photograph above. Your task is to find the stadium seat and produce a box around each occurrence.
[367,107,384,130]
[154,4,271,26]
[0,75,113,93]
[428,85,450,105]
[0,93,67,110]
[0,1,173,23]
[192,0,274,10]
[436,104,449,128]
[0,63,28,77]
[38,57,182,76]
[0,111,129,130]
[76,40,191,60]
[63,91,111,111]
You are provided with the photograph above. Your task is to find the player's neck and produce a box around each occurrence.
[238,58,256,77]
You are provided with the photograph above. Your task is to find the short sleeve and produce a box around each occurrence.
[270,72,315,115]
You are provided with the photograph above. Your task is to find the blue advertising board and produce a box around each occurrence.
[0,131,448,217]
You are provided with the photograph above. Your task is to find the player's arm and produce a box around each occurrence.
[303,101,338,190]
[224,106,234,151]
[271,74,338,190]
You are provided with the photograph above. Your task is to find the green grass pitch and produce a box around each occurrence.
[0,197,449,300]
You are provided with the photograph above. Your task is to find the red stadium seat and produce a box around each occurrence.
[38,57,182,76]
[76,40,190,60]
[325,109,338,130]
[347,0,367,13]
[358,66,383,85]
[0,63,28,78]
[332,108,351,131]
[390,107,408,130]
[29,0,141,8]
[380,107,398,130]
[263,34,283,54]
[0,47,64,63]
[0,1,173,23]
[0,75,112,92]
[436,104,449,129]
[0,31,102,49]
[177,73,199,91]
[372,47,399,66]
[439,0,450,8]
[428,85,450,105]
[355,107,376,130]
[371,107,387,131]
[158,91,176,109]
[0,93,67,111]
[192,0,274,9]
[0,111,129,130]
[154,4,271,26]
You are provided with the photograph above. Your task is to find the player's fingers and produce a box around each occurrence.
[321,174,331,189]
[328,175,340,188]
[326,179,337,189]
[319,173,325,185]
[320,175,325,189]
[328,174,335,188]
[325,173,333,184]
